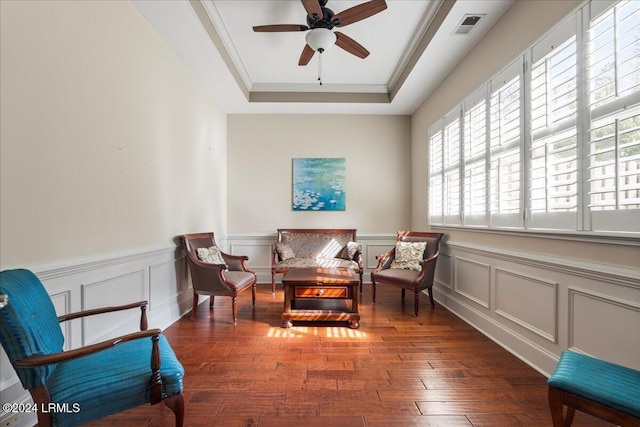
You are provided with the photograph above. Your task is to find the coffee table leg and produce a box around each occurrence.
[282,285,292,328]
[349,320,359,329]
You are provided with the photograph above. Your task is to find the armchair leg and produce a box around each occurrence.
[232,296,238,326]
[401,288,406,299]
[30,386,53,427]
[371,279,376,305]
[210,296,214,309]
[163,393,185,427]
[414,292,420,316]
[190,293,199,320]
[252,283,256,306]
[428,286,435,306]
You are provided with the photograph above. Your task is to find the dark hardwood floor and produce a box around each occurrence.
[85,284,613,427]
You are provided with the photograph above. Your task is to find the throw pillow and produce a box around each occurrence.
[339,241,360,260]
[196,246,226,265]
[275,242,295,260]
[390,241,427,271]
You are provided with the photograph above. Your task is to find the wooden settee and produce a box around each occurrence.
[271,228,363,293]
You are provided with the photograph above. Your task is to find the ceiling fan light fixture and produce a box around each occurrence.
[305,28,336,53]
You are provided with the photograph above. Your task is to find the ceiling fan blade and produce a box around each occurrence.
[253,24,309,32]
[335,32,369,59]
[298,44,315,66]
[301,0,323,20]
[332,0,387,27]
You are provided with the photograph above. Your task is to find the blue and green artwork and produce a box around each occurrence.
[293,158,346,211]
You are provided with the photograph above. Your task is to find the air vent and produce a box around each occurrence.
[454,14,485,35]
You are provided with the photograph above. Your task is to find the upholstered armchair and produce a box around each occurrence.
[0,269,185,427]
[371,231,444,316]
[182,232,256,325]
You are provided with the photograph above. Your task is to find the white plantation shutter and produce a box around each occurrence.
[443,110,462,225]
[587,109,640,231]
[528,15,579,231]
[463,87,489,226]
[489,60,523,228]
[587,0,640,232]
[428,124,444,225]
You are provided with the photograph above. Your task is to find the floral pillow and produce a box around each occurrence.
[390,241,427,271]
[196,246,226,265]
[275,242,295,260]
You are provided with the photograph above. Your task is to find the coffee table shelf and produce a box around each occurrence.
[281,268,360,329]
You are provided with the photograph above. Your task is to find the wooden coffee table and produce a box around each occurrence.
[281,268,360,329]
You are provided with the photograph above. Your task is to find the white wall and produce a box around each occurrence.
[227,114,412,235]
[0,2,225,424]
[0,0,227,268]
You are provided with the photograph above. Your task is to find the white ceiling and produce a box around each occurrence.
[133,0,514,115]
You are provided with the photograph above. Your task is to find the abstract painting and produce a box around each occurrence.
[292,158,345,211]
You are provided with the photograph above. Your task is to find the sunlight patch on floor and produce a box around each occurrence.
[267,326,367,338]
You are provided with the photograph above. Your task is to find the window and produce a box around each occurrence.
[427,0,640,236]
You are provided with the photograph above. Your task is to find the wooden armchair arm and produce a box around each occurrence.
[220,251,251,272]
[14,328,161,368]
[373,248,396,273]
[58,301,149,331]
[420,251,440,266]
[415,251,441,283]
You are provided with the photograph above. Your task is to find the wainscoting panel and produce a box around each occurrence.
[434,241,640,376]
[569,288,640,370]
[229,243,273,270]
[51,290,72,350]
[150,260,177,309]
[0,245,191,426]
[454,257,491,308]
[495,268,557,343]
[82,269,146,345]
[435,253,452,289]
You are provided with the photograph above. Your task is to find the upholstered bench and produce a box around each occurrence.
[548,350,640,426]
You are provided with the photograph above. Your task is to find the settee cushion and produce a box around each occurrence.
[391,241,426,271]
[373,268,420,286]
[275,258,359,270]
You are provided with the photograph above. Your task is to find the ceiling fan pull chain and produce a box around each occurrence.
[318,52,323,86]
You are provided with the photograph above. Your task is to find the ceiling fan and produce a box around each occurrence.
[253,0,387,67]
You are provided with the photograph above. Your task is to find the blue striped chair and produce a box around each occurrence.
[0,269,185,427]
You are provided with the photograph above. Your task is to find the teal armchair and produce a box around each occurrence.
[0,269,185,426]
